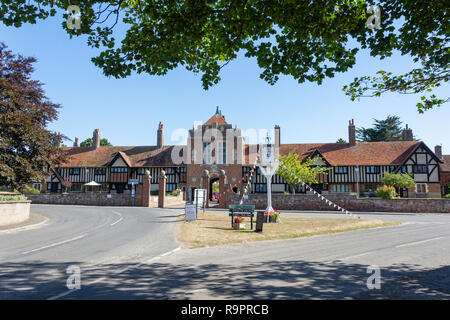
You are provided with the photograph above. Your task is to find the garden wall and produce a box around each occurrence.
[27,193,185,207]
[227,194,450,213]
[0,201,31,226]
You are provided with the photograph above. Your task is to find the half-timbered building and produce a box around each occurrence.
[44,109,447,202]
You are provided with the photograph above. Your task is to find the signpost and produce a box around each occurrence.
[128,179,139,206]
[194,189,207,213]
[185,203,197,221]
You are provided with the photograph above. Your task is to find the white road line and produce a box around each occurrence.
[110,211,123,226]
[395,237,445,248]
[338,251,374,261]
[47,246,181,300]
[47,289,80,300]
[22,234,86,255]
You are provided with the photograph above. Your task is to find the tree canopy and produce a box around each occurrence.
[278,153,329,193]
[0,43,65,190]
[380,172,415,189]
[1,1,448,111]
[356,115,409,142]
[80,137,113,147]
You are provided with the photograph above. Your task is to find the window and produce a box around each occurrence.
[401,166,407,173]
[70,184,82,192]
[332,184,350,193]
[416,183,427,193]
[69,168,80,175]
[94,168,106,175]
[413,165,427,174]
[254,184,267,193]
[111,167,128,173]
[242,167,251,174]
[218,142,227,164]
[334,166,348,174]
[32,183,41,191]
[178,167,187,173]
[365,166,380,174]
[203,142,212,164]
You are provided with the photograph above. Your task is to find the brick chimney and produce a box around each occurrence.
[402,124,413,141]
[348,119,356,147]
[274,125,281,147]
[53,132,62,148]
[93,129,100,150]
[435,145,443,160]
[157,122,164,149]
[73,137,79,147]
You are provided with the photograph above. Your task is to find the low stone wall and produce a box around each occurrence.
[27,193,185,208]
[0,201,31,226]
[28,193,134,206]
[228,194,450,213]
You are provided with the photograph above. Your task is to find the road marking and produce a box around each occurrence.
[47,289,80,300]
[395,237,445,248]
[47,246,181,300]
[338,251,374,261]
[22,234,86,255]
[110,211,123,226]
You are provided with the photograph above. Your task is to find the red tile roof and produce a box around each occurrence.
[441,155,450,172]
[60,146,182,167]
[245,141,420,166]
[204,114,228,126]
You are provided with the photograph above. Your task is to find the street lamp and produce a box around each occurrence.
[257,135,279,222]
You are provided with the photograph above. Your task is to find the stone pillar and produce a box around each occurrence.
[141,171,151,207]
[158,170,166,208]
[219,169,227,209]
[202,169,210,208]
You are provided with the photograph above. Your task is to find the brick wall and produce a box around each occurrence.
[28,193,185,207]
[227,193,450,213]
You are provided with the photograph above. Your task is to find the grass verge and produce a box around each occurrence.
[177,212,400,249]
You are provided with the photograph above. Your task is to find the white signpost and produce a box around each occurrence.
[194,189,207,212]
[185,203,197,221]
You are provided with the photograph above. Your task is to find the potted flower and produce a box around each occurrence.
[233,216,244,230]
[269,209,281,223]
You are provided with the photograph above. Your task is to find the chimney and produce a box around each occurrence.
[53,132,62,148]
[348,119,356,146]
[73,137,79,147]
[157,122,164,149]
[390,135,399,141]
[435,145,443,160]
[402,124,413,141]
[93,129,100,150]
[274,125,281,147]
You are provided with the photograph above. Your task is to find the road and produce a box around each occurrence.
[0,204,182,299]
[0,205,449,299]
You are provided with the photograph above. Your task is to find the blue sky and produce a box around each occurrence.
[1,13,449,152]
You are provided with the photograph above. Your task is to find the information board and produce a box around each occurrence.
[185,203,197,221]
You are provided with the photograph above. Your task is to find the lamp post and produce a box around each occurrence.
[257,135,279,222]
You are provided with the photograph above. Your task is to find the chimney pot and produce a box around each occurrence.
[73,137,80,147]
[348,119,356,147]
[435,145,443,160]
[93,129,100,150]
[157,122,164,149]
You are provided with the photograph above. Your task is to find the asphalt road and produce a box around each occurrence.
[0,205,449,299]
[0,204,182,299]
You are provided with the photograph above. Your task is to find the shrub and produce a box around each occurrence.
[445,194,450,199]
[40,190,46,194]
[172,189,180,196]
[0,195,27,201]
[23,188,40,195]
[376,185,398,199]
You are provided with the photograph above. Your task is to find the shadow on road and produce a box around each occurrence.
[0,260,448,299]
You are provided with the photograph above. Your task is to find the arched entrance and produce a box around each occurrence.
[209,177,219,207]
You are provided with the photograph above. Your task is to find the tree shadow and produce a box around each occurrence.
[0,259,449,300]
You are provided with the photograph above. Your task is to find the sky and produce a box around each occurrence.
[1,10,449,152]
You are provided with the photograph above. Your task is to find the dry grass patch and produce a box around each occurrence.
[177,212,400,249]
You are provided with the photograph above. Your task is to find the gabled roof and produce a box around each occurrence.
[204,114,228,126]
[60,146,183,167]
[245,141,421,166]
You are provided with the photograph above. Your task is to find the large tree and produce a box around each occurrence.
[80,137,113,147]
[356,115,407,142]
[0,43,65,190]
[0,1,447,112]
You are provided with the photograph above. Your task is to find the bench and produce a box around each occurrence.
[228,204,255,229]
